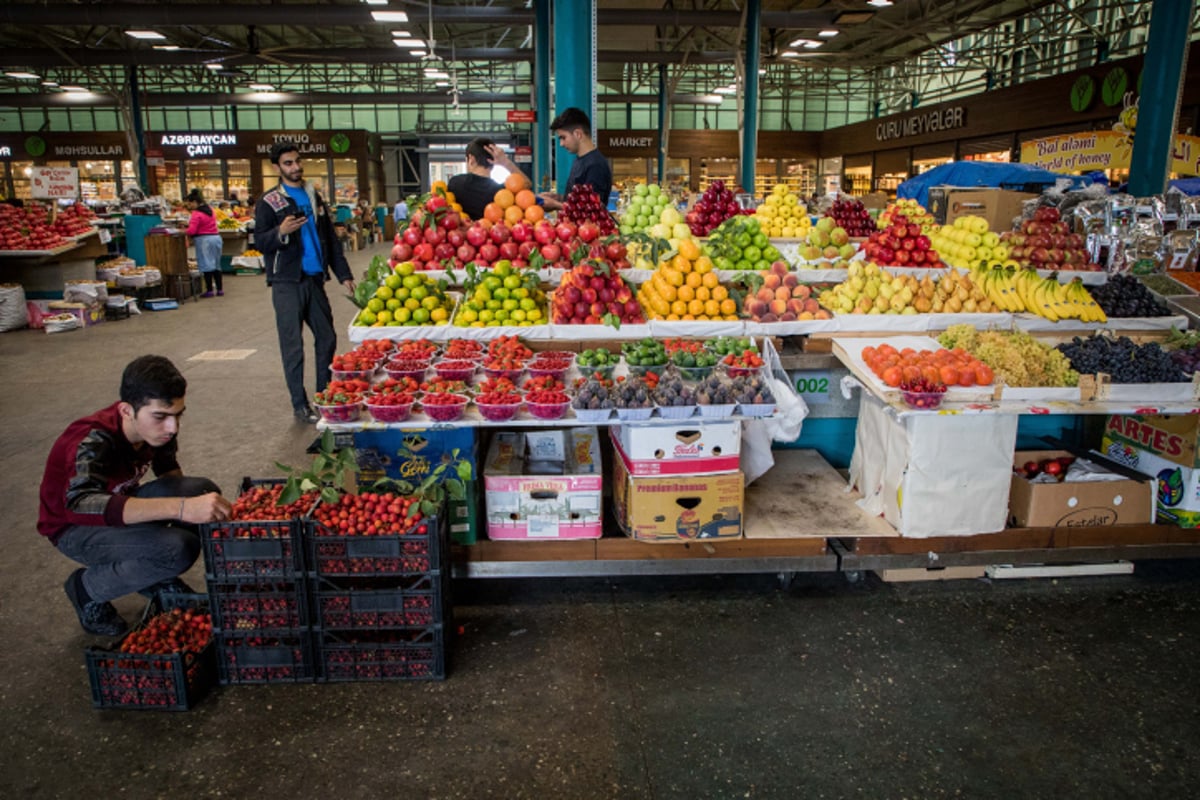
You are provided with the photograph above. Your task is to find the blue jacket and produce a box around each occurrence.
[254,182,352,285]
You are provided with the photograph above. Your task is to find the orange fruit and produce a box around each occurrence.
[677,285,694,303]
[483,203,504,224]
[705,299,721,317]
[695,286,710,302]
[431,180,447,193]
[720,298,738,315]
[504,204,524,225]
[694,256,714,274]
[682,314,696,321]
[672,254,692,274]
[701,272,719,289]
[524,205,545,222]
[677,239,701,261]
[505,172,531,193]
[685,272,702,288]
[687,299,705,317]
[495,188,515,209]
[515,189,536,209]
[712,285,729,301]
[671,300,687,316]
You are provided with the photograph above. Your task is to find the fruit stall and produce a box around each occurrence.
[0,202,108,296]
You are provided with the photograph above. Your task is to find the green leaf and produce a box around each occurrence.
[420,499,437,517]
[312,454,328,472]
[279,477,301,506]
[320,486,341,506]
[445,478,466,500]
[406,502,421,518]
[321,430,335,453]
[300,478,318,492]
[603,312,622,330]
[274,461,295,475]
[456,460,473,481]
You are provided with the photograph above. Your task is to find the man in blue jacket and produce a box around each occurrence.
[256,141,356,423]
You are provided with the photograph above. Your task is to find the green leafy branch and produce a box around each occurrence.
[275,430,359,507]
[370,447,474,519]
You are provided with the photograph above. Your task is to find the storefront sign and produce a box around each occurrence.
[256,133,330,157]
[30,166,80,199]
[1020,131,1200,176]
[159,132,239,157]
[507,110,536,123]
[875,107,966,142]
[0,146,10,158]
[513,145,533,164]
[52,143,125,158]
[599,130,660,157]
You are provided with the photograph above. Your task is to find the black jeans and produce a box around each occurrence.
[55,475,219,602]
[271,275,337,412]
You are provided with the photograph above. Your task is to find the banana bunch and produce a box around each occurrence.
[972,265,1107,322]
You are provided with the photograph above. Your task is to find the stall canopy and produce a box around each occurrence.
[897,162,1089,207]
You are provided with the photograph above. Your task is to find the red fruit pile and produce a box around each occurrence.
[365,391,415,407]
[395,340,438,361]
[687,180,743,237]
[330,351,381,372]
[560,184,616,236]
[476,376,519,395]
[315,378,370,405]
[553,260,643,325]
[311,492,425,537]
[1000,206,1100,272]
[1016,455,1076,482]
[863,213,944,268]
[213,586,302,631]
[482,354,525,374]
[488,335,533,361]
[118,607,213,655]
[375,376,420,396]
[419,377,471,395]
[862,344,994,388]
[525,389,569,405]
[390,193,470,271]
[230,483,317,523]
[318,591,433,628]
[50,203,97,237]
[722,350,765,375]
[475,390,523,406]
[524,374,566,393]
[0,203,72,251]
[826,198,875,238]
[443,339,484,361]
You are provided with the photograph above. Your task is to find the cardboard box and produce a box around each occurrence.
[1008,450,1156,528]
[860,192,890,210]
[350,427,481,544]
[927,187,1037,230]
[483,429,603,540]
[45,301,104,326]
[1101,414,1200,527]
[612,446,743,542]
[609,420,741,476]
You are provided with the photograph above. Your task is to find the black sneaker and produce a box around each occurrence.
[294,405,320,424]
[64,568,129,637]
[138,577,200,599]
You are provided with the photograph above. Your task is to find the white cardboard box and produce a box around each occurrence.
[610,420,741,476]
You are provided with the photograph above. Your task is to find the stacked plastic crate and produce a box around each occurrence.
[201,479,315,685]
[306,505,449,681]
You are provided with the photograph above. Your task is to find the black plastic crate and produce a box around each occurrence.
[315,627,446,682]
[215,632,314,685]
[85,593,215,711]
[207,580,310,634]
[201,479,311,581]
[310,572,447,631]
[305,512,444,579]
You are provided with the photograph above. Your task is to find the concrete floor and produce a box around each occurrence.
[3,243,1200,799]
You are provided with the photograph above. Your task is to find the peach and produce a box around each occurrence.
[803,298,821,314]
[797,311,815,320]
[780,311,797,322]
[760,312,778,322]
[775,287,790,302]
[792,284,812,300]
[769,298,788,315]
[814,309,833,319]
[783,274,800,289]
[771,260,789,277]
[763,273,782,290]
[748,299,768,317]
[786,298,804,314]
[756,287,774,302]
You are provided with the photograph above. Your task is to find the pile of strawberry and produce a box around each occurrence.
[315,378,370,405]
[118,607,212,655]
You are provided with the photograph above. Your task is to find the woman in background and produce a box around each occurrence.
[185,188,224,297]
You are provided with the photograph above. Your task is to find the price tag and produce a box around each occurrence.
[793,371,833,404]
[98,229,112,244]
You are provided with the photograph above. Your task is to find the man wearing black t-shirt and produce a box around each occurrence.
[447,138,520,221]
[539,108,613,212]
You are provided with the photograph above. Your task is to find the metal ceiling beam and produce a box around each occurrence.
[0,90,722,108]
[0,4,833,29]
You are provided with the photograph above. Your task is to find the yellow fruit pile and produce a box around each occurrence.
[354,262,454,327]
[637,239,739,321]
[754,184,810,238]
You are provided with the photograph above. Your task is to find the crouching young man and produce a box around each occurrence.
[38,355,232,636]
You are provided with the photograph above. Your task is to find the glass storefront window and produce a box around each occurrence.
[612,158,649,188]
[226,158,251,204]
[154,162,182,202]
[185,159,224,203]
[962,151,1011,163]
[699,158,737,193]
[263,158,330,199]
[333,158,358,204]
[664,158,689,196]
[844,166,872,196]
[912,157,952,174]
[11,161,34,200]
[120,161,137,195]
[78,160,119,202]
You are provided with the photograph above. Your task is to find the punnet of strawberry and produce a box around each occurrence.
[899,378,947,410]
[476,376,520,396]
[487,335,533,361]
[722,350,765,376]
[524,374,566,394]
[524,389,571,420]
[375,376,420,396]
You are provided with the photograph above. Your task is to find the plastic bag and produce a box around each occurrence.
[741,376,809,486]
[0,283,28,332]
[63,279,107,305]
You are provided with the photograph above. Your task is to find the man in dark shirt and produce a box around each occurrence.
[39,355,231,636]
[539,107,613,211]
[447,138,521,220]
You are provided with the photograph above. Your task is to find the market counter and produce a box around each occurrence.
[0,230,108,297]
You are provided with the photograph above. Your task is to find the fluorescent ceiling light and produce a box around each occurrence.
[714,87,737,95]
[394,39,425,49]
[410,50,427,57]
[702,94,723,103]
[126,30,167,40]
[249,83,275,91]
[363,0,388,5]
[61,85,88,92]
[371,11,409,22]
[5,71,40,80]
[819,30,839,37]
[789,38,819,47]
[153,45,181,51]
[804,41,822,49]
[867,0,893,7]
[435,81,450,87]
[758,69,766,75]
[391,30,412,38]
[205,63,223,70]
[780,50,800,57]
[42,80,59,87]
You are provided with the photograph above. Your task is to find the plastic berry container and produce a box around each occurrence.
[677,365,715,381]
[525,398,572,421]
[737,402,777,418]
[901,390,944,410]
[433,359,477,382]
[474,397,524,423]
[626,363,668,379]
[656,403,697,420]
[363,394,415,423]
[526,362,571,381]
[532,350,576,365]
[383,358,430,382]
[614,405,655,421]
[482,364,525,381]
[313,400,363,424]
[330,367,375,382]
[572,405,613,423]
[697,403,737,419]
[421,393,470,422]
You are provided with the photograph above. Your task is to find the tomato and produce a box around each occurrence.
[882,366,903,387]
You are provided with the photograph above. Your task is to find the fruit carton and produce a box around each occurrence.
[85,593,216,712]
[483,429,603,540]
[215,632,315,685]
[927,187,1037,230]
[611,448,744,543]
[610,420,741,477]
[1008,449,1155,529]
[315,626,446,682]
[1102,414,1200,527]
[310,572,448,632]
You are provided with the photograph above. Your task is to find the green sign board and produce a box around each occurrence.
[1070,75,1095,113]
[24,135,46,157]
[1103,67,1129,107]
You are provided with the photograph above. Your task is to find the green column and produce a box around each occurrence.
[739,0,761,194]
[1128,0,1196,196]
[534,0,552,192]
[552,0,596,194]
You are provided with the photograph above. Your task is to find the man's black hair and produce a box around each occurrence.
[120,355,187,412]
[269,140,300,165]
[549,107,591,136]
[465,137,495,168]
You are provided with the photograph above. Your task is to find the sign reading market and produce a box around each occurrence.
[1020,131,1200,176]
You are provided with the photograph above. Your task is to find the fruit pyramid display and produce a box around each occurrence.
[999,206,1102,272]
[740,261,830,322]
[686,180,746,237]
[877,199,935,232]
[967,264,1107,322]
[552,259,644,325]
[825,197,875,238]
[0,202,73,251]
[702,216,782,271]
[49,202,97,237]
[637,238,738,321]
[353,261,455,327]
[861,212,946,268]
[482,171,546,227]
[755,184,811,239]
[454,260,548,327]
[559,183,617,236]
[619,183,674,235]
[797,217,856,262]
[818,261,997,315]
[391,192,473,272]
[929,215,1007,271]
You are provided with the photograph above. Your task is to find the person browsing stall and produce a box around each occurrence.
[39,355,231,637]
[447,138,521,221]
[538,107,612,212]
[255,141,356,424]
[184,188,224,297]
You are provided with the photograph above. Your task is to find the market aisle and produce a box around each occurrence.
[3,247,1200,798]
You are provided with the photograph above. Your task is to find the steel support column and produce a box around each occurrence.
[739,0,761,194]
[1128,0,1195,196]
[657,64,668,184]
[534,0,552,192]
[127,66,148,192]
[552,0,596,194]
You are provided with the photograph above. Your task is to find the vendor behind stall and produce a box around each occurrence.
[185,189,224,298]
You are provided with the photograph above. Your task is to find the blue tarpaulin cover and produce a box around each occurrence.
[897,162,1088,207]
[1168,178,1200,196]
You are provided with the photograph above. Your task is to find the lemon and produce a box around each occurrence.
[404,298,420,311]
[411,285,428,300]
[375,285,394,300]
[376,309,393,323]
[526,308,543,322]
[396,262,415,277]
[358,310,377,325]
[367,298,384,313]
[480,309,495,323]
[459,308,478,323]
[395,307,411,323]
[384,274,402,290]
[421,295,440,310]
[413,308,430,324]
[511,309,527,322]
[430,307,448,322]
[386,298,401,311]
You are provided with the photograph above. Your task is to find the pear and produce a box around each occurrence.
[865,280,880,299]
